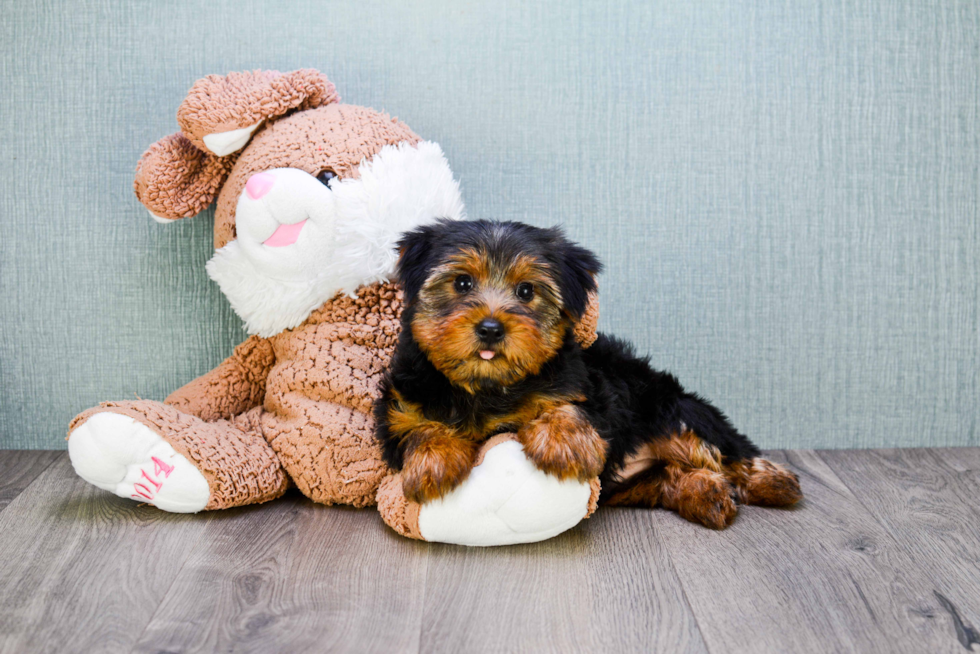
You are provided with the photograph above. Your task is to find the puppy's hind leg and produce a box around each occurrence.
[671,393,802,509]
[725,457,802,508]
[604,432,739,529]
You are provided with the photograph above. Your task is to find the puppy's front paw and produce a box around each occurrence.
[518,405,607,481]
[402,435,479,504]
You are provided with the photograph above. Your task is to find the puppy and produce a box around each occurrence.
[374,219,802,528]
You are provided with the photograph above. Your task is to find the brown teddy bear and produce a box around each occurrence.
[67,69,600,546]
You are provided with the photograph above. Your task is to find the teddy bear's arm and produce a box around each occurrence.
[165,335,275,422]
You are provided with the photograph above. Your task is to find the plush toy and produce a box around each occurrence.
[67,69,600,546]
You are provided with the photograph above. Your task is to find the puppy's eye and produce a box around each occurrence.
[454,275,474,294]
[516,282,534,302]
[316,169,337,186]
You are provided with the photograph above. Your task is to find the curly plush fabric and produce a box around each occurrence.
[69,283,406,509]
[142,282,402,508]
[573,289,600,349]
[177,69,339,151]
[258,282,403,506]
[133,132,236,219]
[165,335,276,421]
[134,70,417,249]
[376,474,423,540]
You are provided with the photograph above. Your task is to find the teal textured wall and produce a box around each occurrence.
[1,0,977,449]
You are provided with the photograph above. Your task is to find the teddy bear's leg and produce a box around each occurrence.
[377,434,601,546]
[68,400,289,512]
[256,395,394,508]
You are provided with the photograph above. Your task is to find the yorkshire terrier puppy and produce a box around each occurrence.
[374,219,802,529]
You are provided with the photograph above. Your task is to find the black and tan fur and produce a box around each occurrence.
[374,219,802,528]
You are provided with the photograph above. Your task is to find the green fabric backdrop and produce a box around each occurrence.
[1,0,977,449]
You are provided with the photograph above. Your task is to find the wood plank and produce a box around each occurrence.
[0,455,212,653]
[819,447,980,650]
[6,447,977,653]
[656,450,963,654]
[419,508,709,654]
[0,450,61,512]
[133,493,429,654]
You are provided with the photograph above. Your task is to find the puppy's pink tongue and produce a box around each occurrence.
[480,350,496,360]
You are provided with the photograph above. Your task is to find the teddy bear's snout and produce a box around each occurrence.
[245,172,276,200]
[233,167,335,251]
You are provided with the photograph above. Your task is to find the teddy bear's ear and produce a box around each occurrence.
[176,69,339,157]
[134,132,235,221]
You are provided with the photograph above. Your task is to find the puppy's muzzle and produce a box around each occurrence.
[475,318,505,345]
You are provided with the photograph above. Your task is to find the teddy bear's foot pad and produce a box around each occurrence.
[418,439,594,546]
[68,412,210,513]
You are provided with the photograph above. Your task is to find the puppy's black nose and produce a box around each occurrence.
[475,318,505,344]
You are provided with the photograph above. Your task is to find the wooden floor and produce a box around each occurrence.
[0,450,978,653]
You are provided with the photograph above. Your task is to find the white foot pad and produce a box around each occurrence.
[417,440,593,546]
[68,413,210,513]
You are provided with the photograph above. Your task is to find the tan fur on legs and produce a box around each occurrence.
[642,429,724,472]
[726,457,803,507]
[604,472,665,508]
[384,387,481,503]
[604,430,740,529]
[660,466,738,529]
[606,464,738,529]
[401,432,480,504]
[517,403,608,481]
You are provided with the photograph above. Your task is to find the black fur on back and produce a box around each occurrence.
[578,333,760,494]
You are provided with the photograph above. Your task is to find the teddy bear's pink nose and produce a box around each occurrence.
[245,172,275,200]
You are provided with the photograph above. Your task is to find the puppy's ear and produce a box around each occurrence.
[396,223,440,303]
[547,230,603,319]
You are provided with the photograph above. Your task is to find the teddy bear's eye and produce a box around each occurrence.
[316,169,337,186]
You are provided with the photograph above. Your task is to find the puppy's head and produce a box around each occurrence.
[396,219,602,391]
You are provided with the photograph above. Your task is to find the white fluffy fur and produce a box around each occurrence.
[207,141,464,337]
